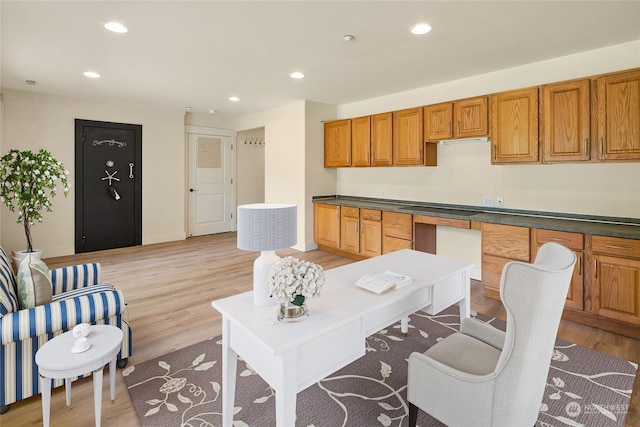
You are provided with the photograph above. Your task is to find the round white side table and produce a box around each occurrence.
[35,325,123,427]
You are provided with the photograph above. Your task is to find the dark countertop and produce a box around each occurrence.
[312,195,640,240]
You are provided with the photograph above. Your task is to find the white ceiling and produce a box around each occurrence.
[2,1,639,117]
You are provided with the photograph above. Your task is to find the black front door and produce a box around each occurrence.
[75,119,142,253]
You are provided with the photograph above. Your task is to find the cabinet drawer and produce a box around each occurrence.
[534,229,583,251]
[591,236,640,259]
[482,223,530,261]
[383,212,413,240]
[361,209,381,221]
[414,215,470,229]
[382,235,413,254]
[481,254,511,293]
[341,207,360,218]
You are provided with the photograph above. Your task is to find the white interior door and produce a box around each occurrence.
[188,128,235,236]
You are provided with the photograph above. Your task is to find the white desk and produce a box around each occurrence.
[212,249,473,427]
[35,325,122,427]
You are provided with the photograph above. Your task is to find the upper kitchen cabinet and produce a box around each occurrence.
[491,87,539,164]
[393,107,424,165]
[542,79,591,162]
[596,69,640,161]
[371,112,394,166]
[324,119,351,167]
[424,96,489,142]
[351,116,371,167]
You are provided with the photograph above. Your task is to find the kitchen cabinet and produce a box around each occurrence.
[481,223,530,299]
[371,113,393,166]
[313,203,340,248]
[324,120,351,167]
[589,235,640,326]
[351,116,371,167]
[340,207,360,253]
[360,209,382,257]
[393,108,428,166]
[542,79,591,162]
[382,211,413,254]
[596,69,640,160]
[424,96,489,141]
[532,229,584,310]
[491,87,539,164]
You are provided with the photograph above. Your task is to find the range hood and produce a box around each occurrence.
[439,136,490,145]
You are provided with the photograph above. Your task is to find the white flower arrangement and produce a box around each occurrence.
[267,256,325,306]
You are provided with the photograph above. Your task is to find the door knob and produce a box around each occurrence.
[190,188,196,192]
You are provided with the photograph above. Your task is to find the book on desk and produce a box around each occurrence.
[355,271,413,294]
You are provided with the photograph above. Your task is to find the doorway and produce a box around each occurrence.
[187,127,235,236]
[74,119,142,253]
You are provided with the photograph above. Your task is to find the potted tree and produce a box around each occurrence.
[0,149,70,269]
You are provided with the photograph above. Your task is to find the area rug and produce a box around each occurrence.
[123,307,637,427]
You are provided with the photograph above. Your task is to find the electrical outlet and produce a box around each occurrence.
[381,190,386,198]
[482,197,494,207]
[497,197,504,207]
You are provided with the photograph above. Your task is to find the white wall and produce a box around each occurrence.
[334,40,640,278]
[235,100,338,251]
[304,101,338,250]
[0,90,186,256]
[236,128,265,207]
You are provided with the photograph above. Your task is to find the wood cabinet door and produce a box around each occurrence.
[491,87,539,163]
[340,215,360,253]
[591,254,640,325]
[597,69,640,160]
[542,79,591,162]
[454,96,489,139]
[424,102,453,141]
[393,108,424,165]
[314,203,340,248]
[324,120,351,167]
[371,113,393,166]
[360,219,382,257]
[351,116,371,167]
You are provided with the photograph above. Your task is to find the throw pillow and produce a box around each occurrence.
[16,254,52,309]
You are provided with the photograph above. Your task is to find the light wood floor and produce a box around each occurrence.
[2,233,638,426]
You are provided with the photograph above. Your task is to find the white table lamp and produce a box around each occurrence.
[237,203,297,306]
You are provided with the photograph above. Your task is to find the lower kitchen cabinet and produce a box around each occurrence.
[589,235,640,326]
[360,209,382,257]
[314,203,340,249]
[532,229,584,310]
[340,207,360,253]
[382,211,413,254]
[481,223,530,299]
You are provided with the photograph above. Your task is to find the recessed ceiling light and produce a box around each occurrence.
[83,71,101,78]
[343,35,355,41]
[409,23,432,35]
[229,96,240,102]
[208,109,217,114]
[290,71,304,79]
[104,22,128,33]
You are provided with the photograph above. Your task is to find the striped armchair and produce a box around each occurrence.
[0,247,132,413]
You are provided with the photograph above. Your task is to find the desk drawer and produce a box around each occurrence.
[482,223,530,261]
[591,236,640,259]
[297,320,364,390]
[414,215,471,229]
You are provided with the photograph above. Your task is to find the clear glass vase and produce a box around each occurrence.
[277,299,308,322]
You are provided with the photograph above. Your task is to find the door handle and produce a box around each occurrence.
[190,188,197,192]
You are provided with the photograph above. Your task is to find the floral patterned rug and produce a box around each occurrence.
[123,307,637,427]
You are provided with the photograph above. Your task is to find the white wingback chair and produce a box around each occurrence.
[407,242,576,427]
